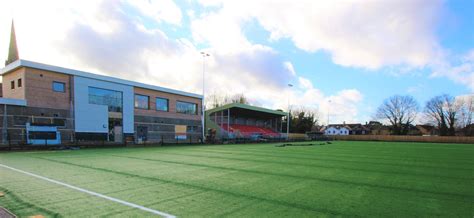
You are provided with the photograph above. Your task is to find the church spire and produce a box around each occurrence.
[5,20,19,66]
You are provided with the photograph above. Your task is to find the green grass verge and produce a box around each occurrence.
[0,141,473,217]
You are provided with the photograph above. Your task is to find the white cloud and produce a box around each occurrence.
[194,0,443,69]
[0,0,367,124]
[431,49,474,91]
[126,0,183,26]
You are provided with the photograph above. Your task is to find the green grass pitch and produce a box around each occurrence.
[0,141,473,217]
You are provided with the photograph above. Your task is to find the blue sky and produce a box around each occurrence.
[1,0,473,124]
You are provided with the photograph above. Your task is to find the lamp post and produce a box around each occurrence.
[287,83,293,140]
[327,99,331,126]
[201,52,210,143]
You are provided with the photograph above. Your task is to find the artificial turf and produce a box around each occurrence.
[0,141,472,217]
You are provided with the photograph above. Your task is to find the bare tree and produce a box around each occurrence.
[207,93,249,109]
[425,95,448,135]
[376,95,419,135]
[456,95,473,128]
[424,94,461,136]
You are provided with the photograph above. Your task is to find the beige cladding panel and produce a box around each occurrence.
[134,87,201,120]
[24,67,71,110]
[2,67,26,99]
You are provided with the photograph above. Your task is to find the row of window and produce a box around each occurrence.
[11,79,66,93]
[327,130,348,134]
[85,86,197,115]
[10,79,22,89]
[13,81,197,115]
[135,94,198,115]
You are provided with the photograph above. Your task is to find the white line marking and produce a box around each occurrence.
[0,163,176,218]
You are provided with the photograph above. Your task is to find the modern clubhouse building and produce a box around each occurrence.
[0,60,203,145]
[0,22,202,145]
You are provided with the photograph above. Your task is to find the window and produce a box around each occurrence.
[156,97,169,112]
[10,81,14,89]
[17,79,22,88]
[52,81,65,92]
[134,94,149,109]
[187,126,198,132]
[176,101,197,115]
[88,87,123,112]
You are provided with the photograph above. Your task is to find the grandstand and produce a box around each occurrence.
[205,103,287,141]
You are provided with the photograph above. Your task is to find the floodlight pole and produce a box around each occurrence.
[201,52,210,143]
[327,99,331,126]
[287,83,293,140]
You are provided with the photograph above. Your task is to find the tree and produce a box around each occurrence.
[456,95,473,129]
[207,93,249,109]
[376,95,419,135]
[283,107,320,133]
[424,94,460,136]
[425,95,448,135]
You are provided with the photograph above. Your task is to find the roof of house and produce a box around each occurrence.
[321,125,351,131]
[322,123,371,132]
[0,59,203,99]
[346,123,370,131]
[415,125,437,134]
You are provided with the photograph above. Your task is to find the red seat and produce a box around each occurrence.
[220,124,279,137]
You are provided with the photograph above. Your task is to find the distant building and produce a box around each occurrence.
[413,125,438,136]
[321,125,350,135]
[365,121,391,135]
[345,123,370,135]
[322,123,370,135]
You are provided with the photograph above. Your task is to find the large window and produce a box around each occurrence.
[18,79,22,88]
[135,94,149,109]
[176,101,197,115]
[10,81,14,89]
[156,97,169,112]
[52,81,65,92]
[88,87,123,112]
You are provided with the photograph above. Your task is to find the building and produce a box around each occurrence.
[0,22,202,145]
[365,121,391,135]
[0,60,203,145]
[205,103,287,140]
[411,125,438,136]
[0,22,202,144]
[345,123,370,135]
[322,125,350,135]
[322,123,369,135]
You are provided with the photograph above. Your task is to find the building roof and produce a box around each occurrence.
[206,103,287,117]
[1,59,203,99]
[321,125,350,131]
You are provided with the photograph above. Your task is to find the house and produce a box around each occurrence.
[322,125,350,135]
[414,125,438,136]
[365,121,391,135]
[345,123,370,135]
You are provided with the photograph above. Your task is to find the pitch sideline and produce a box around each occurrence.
[0,163,176,218]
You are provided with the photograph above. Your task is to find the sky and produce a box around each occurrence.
[0,0,473,124]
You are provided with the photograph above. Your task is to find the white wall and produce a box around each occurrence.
[325,127,350,135]
[74,76,134,133]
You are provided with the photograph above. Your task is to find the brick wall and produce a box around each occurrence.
[24,68,72,110]
[2,67,26,100]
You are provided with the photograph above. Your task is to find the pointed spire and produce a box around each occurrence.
[5,20,19,66]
